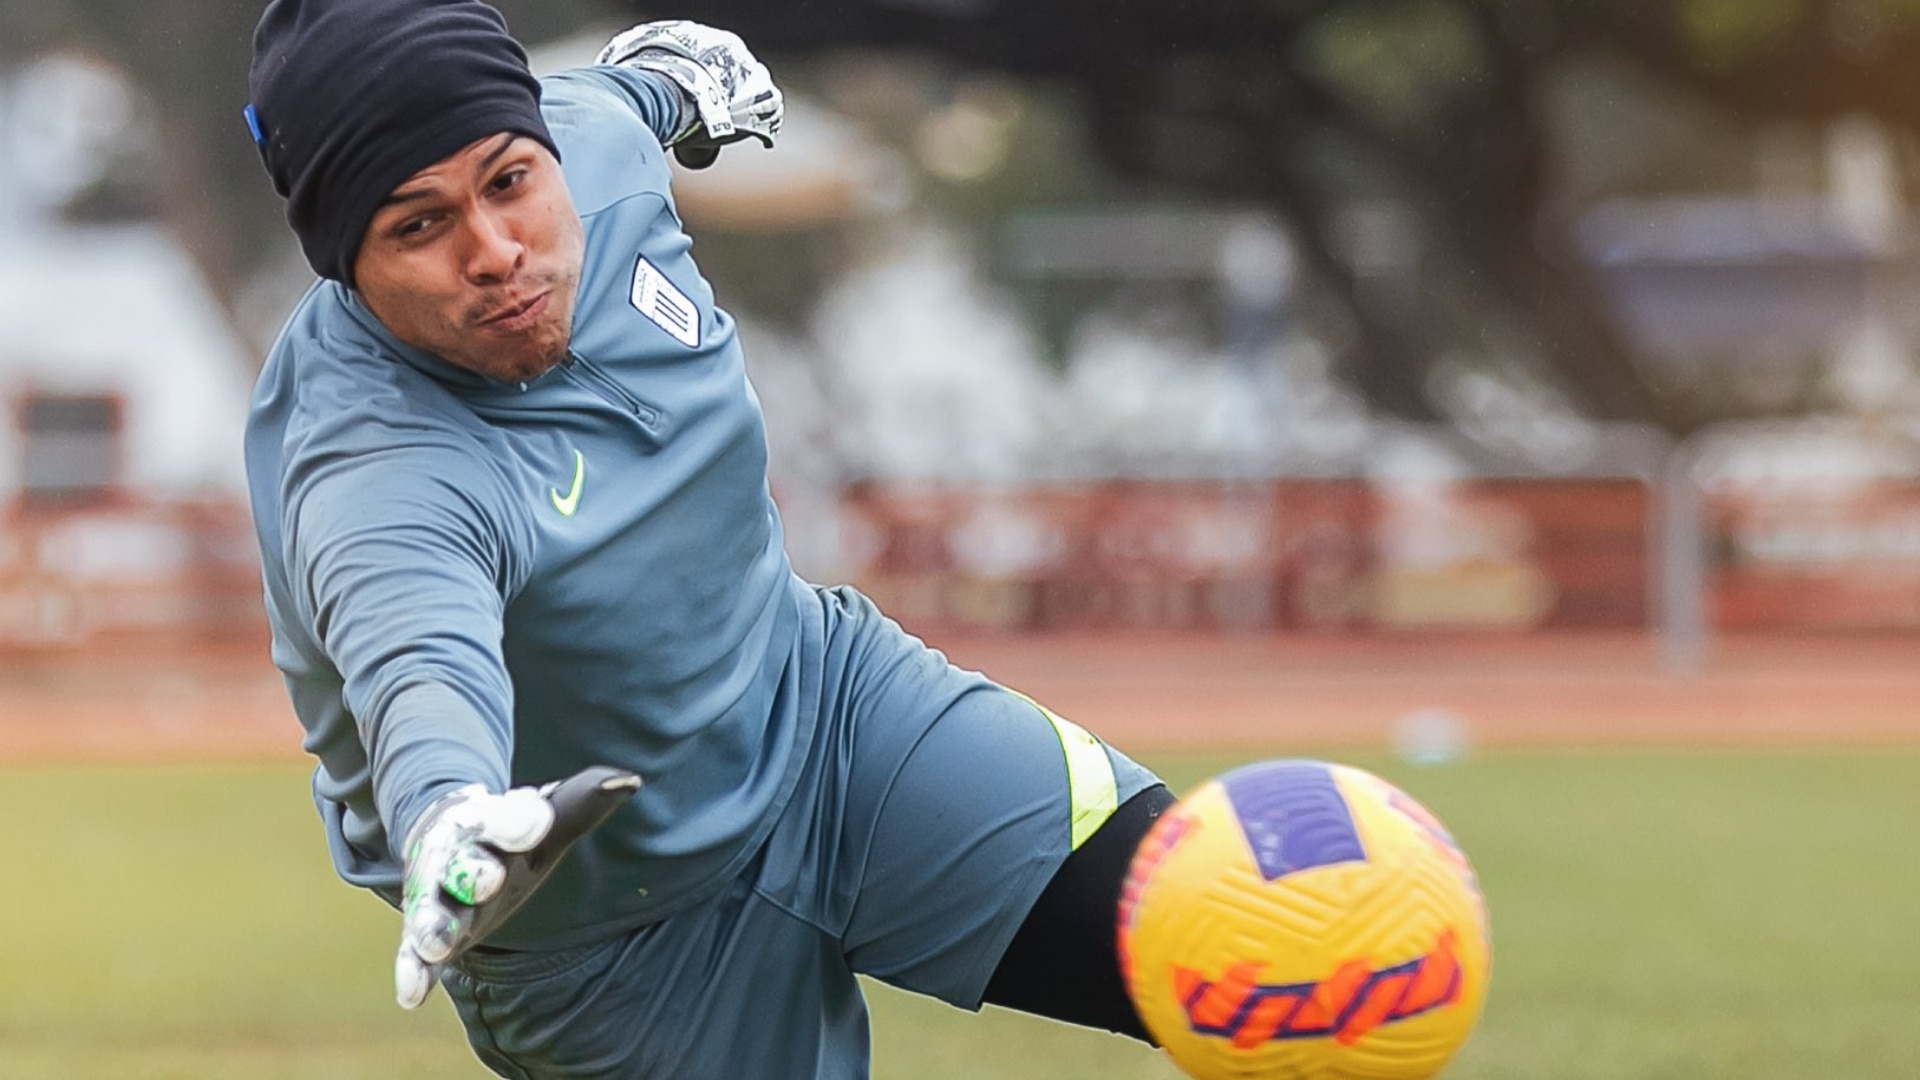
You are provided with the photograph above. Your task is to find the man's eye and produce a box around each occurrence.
[491,169,527,194]
[395,216,435,239]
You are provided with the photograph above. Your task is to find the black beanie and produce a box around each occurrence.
[246,0,560,284]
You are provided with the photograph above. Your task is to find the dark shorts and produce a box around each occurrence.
[443,585,1159,1079]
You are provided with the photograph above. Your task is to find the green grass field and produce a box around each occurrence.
[1,748,1915,1079]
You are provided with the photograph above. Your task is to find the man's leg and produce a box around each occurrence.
[789,584,1165,1047]
[830,677,1162,1032]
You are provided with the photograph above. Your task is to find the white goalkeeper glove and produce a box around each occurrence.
[394,766,641,1009]
[596,19,783,169]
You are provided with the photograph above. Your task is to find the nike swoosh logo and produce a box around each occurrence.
[550,449,585,517]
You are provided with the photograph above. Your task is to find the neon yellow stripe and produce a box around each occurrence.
[1013,690,1119,851]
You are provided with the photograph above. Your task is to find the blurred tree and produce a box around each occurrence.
[10,0,1920,429]
[661,0,1920,431]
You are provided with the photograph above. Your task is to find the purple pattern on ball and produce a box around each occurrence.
[1220,760,1367,881]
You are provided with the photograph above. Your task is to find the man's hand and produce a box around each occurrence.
[395,767,642,1009]
[596,20,783,169]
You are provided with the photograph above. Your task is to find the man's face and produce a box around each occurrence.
[354,133,584,383]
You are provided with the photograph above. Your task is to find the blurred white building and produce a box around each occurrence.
[0,54,260,650]
[0,224,254,504]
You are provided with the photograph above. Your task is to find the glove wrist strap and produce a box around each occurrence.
[616,51,735,146]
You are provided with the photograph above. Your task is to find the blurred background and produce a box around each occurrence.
[1,1,1918,1078]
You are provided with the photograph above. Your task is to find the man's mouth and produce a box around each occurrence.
[478,291,549,333]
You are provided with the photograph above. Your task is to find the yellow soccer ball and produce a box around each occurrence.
[1118,760,1491,1080]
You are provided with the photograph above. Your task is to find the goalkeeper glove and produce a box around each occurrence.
[394,765,641,1009]
[596,19,783,169]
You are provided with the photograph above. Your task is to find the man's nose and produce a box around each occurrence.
[463,210,524,283]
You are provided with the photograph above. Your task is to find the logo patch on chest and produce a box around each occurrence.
[630,256,700,347]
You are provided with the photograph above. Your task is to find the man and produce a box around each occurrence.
[243,2,1174,1076]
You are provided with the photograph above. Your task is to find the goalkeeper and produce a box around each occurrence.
[242,2,1173,1076]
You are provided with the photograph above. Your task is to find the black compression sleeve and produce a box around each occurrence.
[982,784,1177,1043]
